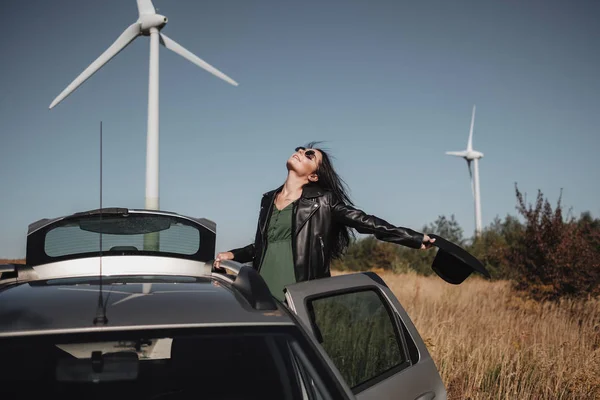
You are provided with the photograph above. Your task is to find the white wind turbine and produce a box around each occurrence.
[446,105,484,237]
[49,0,238,214]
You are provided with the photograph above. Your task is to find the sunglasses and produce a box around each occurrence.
[295,146,316,161]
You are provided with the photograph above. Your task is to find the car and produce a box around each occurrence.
[0,207,488,399]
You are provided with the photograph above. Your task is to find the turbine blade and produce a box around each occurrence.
[446,151,468,157]
[467,105,476,151]
[159,33,238,86]
[49,23,141,109]
[137,0,156,16]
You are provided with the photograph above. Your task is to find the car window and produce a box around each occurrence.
[307,288,411,392]
[44,215,200,256]
[0,327,344,400]
[289,341,337,400]
[26,212,216,266]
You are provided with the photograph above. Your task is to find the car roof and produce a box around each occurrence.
[0,273,293,338]
[2,208,293,339]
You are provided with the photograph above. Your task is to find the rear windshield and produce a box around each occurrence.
[0,327,342,399]
[27,213,215,266]
[45,215,200,256]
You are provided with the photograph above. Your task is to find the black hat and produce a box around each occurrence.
[428,234,490,284]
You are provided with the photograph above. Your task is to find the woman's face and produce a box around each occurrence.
[287,146,323,181]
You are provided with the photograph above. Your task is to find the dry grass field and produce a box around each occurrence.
[333,269,600,399]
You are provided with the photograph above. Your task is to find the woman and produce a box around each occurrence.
[214,142,436,301]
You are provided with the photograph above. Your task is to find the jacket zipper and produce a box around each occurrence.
[318,235,325,267]
[294,202,320,235]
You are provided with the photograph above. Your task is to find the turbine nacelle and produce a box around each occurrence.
[445,150,483,160]
[139,14,168,33]
[466,150,483,160]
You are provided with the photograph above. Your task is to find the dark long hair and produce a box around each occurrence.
[305,141,355,259]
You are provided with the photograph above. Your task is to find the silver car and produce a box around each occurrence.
[0,208,486,399]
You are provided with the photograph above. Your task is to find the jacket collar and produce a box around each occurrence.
[301,183,324,199]
[262,183,324,199]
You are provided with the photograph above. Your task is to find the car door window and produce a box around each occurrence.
[285,273,447,399]
[290,346,323,400]
[288,341,336,400]
[307,288,411,392]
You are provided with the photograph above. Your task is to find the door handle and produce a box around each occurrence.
[414,392,435,400]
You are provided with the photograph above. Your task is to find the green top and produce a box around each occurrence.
[259,202,296,301]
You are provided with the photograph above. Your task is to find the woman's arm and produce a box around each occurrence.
[214,243,255,270]
[331,200,425,249]
[229,243,255,263]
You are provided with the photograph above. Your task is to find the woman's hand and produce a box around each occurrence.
[213,251,234,270]
[420,234,436,250]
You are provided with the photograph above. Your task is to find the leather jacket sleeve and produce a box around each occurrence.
[229,243,255,263]
[331,200,424,249]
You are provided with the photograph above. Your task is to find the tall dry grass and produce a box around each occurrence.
[333,269,600,399]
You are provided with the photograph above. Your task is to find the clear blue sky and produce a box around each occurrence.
[1,0,599,258]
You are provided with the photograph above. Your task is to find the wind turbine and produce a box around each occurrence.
[49,0,238,215]
[446,105,484,238]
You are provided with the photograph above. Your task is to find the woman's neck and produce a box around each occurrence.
[280,173,308,200]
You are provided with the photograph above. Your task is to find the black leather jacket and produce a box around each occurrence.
[230,183,424,282]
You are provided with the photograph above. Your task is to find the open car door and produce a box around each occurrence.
[284,272,447,400]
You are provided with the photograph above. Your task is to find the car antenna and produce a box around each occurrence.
[93,120,108,325]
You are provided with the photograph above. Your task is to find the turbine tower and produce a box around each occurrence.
[446,105,484,237]
[49,0,238,214]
